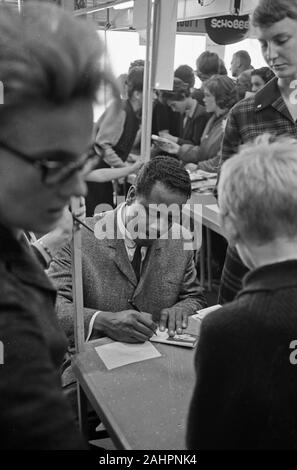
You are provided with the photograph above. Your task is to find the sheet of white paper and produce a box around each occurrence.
[150,328,197,348]
[95,341,162,370]
[192,304,222,321]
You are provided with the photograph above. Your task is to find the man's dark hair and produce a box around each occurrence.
[135,156,191,199]
[252,0,297,28]
[128,59,145,72]
[196,51,227,80]
[175,65,195,88]
[161,78,190,103]
[234,50,252,69]
[126,66,144,99]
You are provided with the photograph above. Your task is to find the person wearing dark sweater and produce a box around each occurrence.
[187,135,297,450]
[0,2,119,449]
[160,78,208,148]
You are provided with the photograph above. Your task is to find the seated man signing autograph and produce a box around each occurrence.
[48,157,206,345]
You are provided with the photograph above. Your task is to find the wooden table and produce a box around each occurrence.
[72,321,200,450]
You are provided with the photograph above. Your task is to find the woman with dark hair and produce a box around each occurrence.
[251,67,275,93]
[196,51,228,81]
[193,51,228,105]
[159,78,208,147]
[174,64,196,90]
[159,75,237,173]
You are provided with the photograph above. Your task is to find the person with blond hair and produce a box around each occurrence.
[187,134,297,449]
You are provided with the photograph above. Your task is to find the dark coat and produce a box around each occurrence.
[187,260,297,450]
[0,225,85,449]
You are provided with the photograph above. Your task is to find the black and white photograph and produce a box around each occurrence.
[1,0,297,457]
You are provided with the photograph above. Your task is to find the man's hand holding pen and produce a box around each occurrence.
[128,300,158,337]
[94,309,158,343]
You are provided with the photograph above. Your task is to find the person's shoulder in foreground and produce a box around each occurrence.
[0,0,118,449]
[0,229,86,449]
[187,131,297,450]
[187,262,297,450]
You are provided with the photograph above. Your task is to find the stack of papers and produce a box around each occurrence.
[192,304,222,321]
[150,328,198,348]
[189,169,217,182]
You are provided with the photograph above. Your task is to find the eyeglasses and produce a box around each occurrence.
[0,141,103,186]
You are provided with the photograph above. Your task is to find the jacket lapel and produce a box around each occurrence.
[107,238,138,286]
[134,240,162,296]
[97,207,138,286]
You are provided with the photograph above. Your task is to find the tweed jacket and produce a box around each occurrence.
[187,260,297,450]
[48,208,206,346]
[0,225,85,449]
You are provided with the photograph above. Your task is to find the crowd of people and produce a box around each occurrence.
[1,0,297,451]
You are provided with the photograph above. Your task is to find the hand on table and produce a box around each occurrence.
[159,308,189,337]
[95,310,158,343]
[158,131,178,143]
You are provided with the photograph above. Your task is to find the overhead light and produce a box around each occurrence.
[113,1,134,9]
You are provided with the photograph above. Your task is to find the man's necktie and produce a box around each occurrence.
[131,244,142,282]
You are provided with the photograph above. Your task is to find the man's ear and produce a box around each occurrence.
[126,185,137,205]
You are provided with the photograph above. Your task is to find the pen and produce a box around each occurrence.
[72,215,94,234]
[128,299,158,336]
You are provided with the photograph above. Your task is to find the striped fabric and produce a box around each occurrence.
[218,77,297,304]
[218,245,249,304]
[221,77,297,167]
